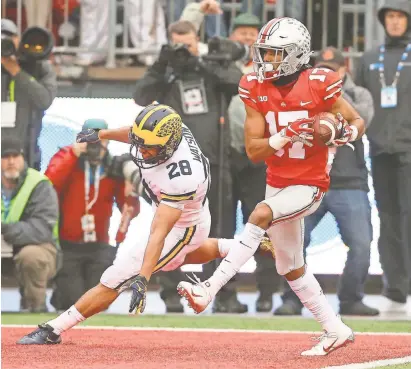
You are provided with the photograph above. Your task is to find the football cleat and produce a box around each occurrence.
[177,274,212,314]
[301,324,354,356]
[17,324,61,345]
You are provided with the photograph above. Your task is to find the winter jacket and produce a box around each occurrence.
[1,60,57,169]
[1,165,59,254]
[355,0,411,156]
[45,146,139,244]
[329,74,374,191]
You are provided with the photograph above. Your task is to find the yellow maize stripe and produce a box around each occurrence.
[160,190,197,202]
[153,226,196,273]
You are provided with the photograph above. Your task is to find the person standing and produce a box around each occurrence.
[356,0,411,311]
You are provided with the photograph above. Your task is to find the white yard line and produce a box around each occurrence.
[321,356,411,369]
[2,324,411,336]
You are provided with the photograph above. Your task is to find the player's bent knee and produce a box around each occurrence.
[100,265,136,294]
[275,252,305,277]
[248,204,273,230]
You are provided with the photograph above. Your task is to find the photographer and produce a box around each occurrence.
[1,19,57,170]
[45,119,140,311]
[133,20,245,313]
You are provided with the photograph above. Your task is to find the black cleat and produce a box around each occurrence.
[16,324,61,345]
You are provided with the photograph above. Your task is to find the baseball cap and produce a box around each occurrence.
[82,119,108,130]
[232,13,261,31]
[1,18,18,35]
[315,47,346,71]
[1,136,24,157]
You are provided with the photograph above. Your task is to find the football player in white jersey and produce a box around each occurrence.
[17,103,262,345]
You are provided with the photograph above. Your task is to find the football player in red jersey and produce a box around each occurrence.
[178,18,365,356]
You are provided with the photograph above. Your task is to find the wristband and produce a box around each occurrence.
[268,132,290,150]
[349,125,359,142]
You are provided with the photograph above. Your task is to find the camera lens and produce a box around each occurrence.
[1,35,16,57]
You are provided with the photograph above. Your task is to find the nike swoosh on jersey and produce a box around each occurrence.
[300,101,312,106]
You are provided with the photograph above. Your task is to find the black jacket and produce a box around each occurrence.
[355,0,411,156]
[1,60,57,169]
[330,75,374,191]
[133,58,242,165]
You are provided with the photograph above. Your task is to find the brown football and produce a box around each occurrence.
[312,112,343,146]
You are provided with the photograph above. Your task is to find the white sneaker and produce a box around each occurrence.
[301,324,354,356]
[177,274,212,314]
[378,296,408,315]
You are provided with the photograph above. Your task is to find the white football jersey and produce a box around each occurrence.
[140,124,210,228]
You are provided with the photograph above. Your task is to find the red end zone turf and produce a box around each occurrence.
[2,327,411,369]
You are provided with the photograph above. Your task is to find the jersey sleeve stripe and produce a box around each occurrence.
[160,190,197,202]
[324,87,342,100]
[239,94,257,103]
[326,79,343,91]
[238,87,250,94]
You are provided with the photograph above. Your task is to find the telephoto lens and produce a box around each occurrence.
[1,34,16,57]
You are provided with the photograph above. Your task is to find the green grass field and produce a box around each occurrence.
[2,312,410,333]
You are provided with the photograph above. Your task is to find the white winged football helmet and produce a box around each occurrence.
[253,17,313,81]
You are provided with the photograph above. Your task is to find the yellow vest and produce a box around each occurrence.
[1,168,60,249]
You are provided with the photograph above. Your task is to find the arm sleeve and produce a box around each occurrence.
[14,61,57,110]
[346,86,375,128]
[354,57,368,89]
[238,74,259,110]
[179,2,205,33]
[2,181,59,247]
[44,146,79,194]
[159,176,199,211]
[133,68,169,106]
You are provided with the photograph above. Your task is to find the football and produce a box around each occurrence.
[312,112,343,146]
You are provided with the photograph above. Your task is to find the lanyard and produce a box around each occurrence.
[378,43,411,87]
[8,80,15,102]
[84,161,101,213]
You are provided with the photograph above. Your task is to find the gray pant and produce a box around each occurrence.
[14,243,57,311]
[372,153,411,303]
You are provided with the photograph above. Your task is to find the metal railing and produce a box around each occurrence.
[2,0,385,68]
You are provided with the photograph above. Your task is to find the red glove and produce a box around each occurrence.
[280,118,314,147]
[329,113,358,147]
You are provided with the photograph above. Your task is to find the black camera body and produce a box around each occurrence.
[165,43,199,71]
[1,26,54,60]
[1,34,16,57]
[204,37,249,63]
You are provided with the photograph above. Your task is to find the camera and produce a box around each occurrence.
[204,37,249,63]
[1,34,16,57]
[1,26,53,59]
[85,142,103,163]
[164,43,198,71]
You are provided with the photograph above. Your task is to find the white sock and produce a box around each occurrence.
[47,305,85,335]
[206,223,265,297]
[217,238,237,258]
[287,267,344,333]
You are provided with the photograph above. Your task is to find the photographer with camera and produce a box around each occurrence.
[1,19,57,170]
[45,119,140,311]
[133,20,245,313]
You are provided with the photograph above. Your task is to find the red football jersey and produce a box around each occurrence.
[239,68,343,191]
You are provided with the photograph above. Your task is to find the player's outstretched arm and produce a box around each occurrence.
[139,203,182,281]
[76,126,131,144]
[330,96,365,144]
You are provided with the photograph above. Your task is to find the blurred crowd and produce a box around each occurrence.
[1,0,410,315]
